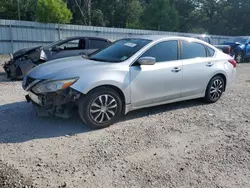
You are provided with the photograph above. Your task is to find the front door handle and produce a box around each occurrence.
[206,62,214,67]
[171,67,182,73]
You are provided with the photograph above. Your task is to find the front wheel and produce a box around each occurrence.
[204,76,225,103]
[235,51,243,63]
[78,87,123,129]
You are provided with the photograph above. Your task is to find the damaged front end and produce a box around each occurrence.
[4,58,37,79]
[3,47,46,79]
[3,54,16,78]
[24,77,81,118]
[25,88,82,118]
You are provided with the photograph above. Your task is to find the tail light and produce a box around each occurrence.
[228,59,237,68]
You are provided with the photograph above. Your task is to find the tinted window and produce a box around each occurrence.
[140,41,178,62]
[59,39,86,50]
[181,41,206,59]
[89,39,109,49]
[89,39,151,63]
[207,47,215,57]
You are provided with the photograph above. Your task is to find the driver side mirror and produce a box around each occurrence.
[137,57,156,65]
[52,46,64,52]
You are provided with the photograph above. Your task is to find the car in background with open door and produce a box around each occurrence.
[3,36,111,79]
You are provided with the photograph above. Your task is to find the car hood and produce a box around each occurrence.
[13,46,42,59]
[27,56,111,80]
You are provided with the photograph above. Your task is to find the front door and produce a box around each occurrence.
[130,40,183,107]
[51,39,87,60]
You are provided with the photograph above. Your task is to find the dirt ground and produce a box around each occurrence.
[0,57,250,188]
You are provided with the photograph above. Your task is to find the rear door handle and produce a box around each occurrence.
[171,67,182,72]
[206,62,214,67]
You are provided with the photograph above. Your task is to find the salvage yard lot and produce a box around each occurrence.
[0,57,250,187]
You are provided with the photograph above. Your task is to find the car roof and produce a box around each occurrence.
[127,35,208,43]
[64,36,111,42]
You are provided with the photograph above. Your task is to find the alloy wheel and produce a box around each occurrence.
[90,94,118,124]
[209,79,223,101]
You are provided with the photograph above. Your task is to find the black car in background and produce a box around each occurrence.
[3,36,111,79]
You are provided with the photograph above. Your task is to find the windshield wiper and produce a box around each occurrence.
[89,57,104,62]
[89,57,121,63]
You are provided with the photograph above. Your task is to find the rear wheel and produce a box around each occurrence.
[78,87,123,129]
[204,76,225,103]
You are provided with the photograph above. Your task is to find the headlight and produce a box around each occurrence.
[32,78,78,93]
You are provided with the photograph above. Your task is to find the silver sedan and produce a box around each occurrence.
[23,36,237,129]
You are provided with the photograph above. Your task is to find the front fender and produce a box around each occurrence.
[70,69,131,104]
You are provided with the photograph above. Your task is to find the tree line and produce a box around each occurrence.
[0,0,249,36]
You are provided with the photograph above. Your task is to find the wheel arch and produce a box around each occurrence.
[84,84,127,114]
[210,73,227,91]
[91,85,125,102]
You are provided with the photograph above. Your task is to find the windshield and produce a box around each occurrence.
[226,37,248,44]
[89,39,151,63]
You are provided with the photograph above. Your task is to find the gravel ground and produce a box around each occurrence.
[0,59,250,188]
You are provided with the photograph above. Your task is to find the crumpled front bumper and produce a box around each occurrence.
[3,58,37,79]
[25,88,82,118]
[3,59,15,78]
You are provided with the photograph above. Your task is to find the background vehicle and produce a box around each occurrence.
[220,36,250,63]
[23,36,236,129]
[192,34,232,56]
[3,36,111,79]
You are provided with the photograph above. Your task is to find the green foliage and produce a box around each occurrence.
[140,0,179,31]
[1,0,250,35]
[126,0,143,29]
[36,0,72,24]
[0,0,37,21]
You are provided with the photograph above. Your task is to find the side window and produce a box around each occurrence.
[207,47,215,57]
[89,39,109,49]
[140,40,178,62]
[59,39,84,50]
[181,41,207,59]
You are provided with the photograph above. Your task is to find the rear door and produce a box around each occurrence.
[180,40,216,97]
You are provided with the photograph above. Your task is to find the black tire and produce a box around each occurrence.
[78,87,123,129]
[235,51,244,63]
[204,76,225,103]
